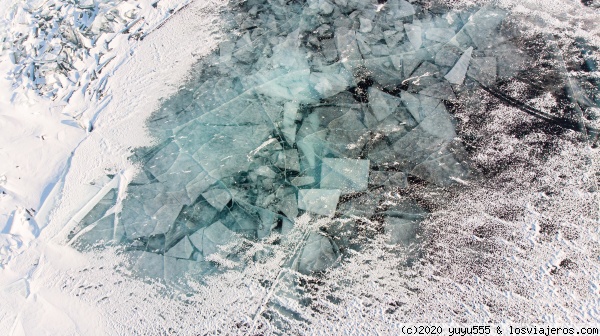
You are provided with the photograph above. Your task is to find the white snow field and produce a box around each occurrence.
[0,0,599,334]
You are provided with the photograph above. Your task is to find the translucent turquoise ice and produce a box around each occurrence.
[69,0,533,280]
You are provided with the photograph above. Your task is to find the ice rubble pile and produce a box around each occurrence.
[2,0,136,99]
[1,0,189,101]
[70,0,525,277]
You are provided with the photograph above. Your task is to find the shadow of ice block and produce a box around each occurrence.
[298,189,341,216]
[320,158,370,193]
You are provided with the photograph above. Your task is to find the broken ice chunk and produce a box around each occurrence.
[390,120,456,172]
[121,185,183,240]
[444,47,473,85]
[424,28,455,43]
[298,189,341,216]
[384,30,403,48]
[369,87,402,121]
[297,129,328,168]
[281,102,298,145]
[233,32,260,64]
[320,158,370,193]
[274,149,300,172]
[320,38,338,63]
[355,34,372,55]
[390,55,402,71]
[275,187,298,220]
[359,18,373,33]
[335,27,362,64]
[145,141,180,180]
[221,205,259,237]
[158,153,217,203]
[309,64,354,99]
[219,41,235,62]
[75,187,117,231]
[191,124,271,179]
[372,114,411,137]
[403,49,430,78]
[202,188,232,211]
[254,69,319,104]
[296,232,339,274]
[371,44,390,57]
[416,103,456,140]
[255,166,277,178]
[384,216,419,245]
[435,45,462,67]
[291,175,316,187]
[165,236,194,259]
[189,221,235,256]
[256,207,279,239]
[462,8,507,50]
[407,61,441,90]
[419,81,456,100]
[400,90,422,121]
[324,108,370,158]
[387,0,416,18]
[404,24,422,50]
[188,229,205,253]
[363,57,405,89]
[74,214,120,248]
[318,0,335,14]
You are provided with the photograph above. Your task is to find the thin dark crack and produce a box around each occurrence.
[479,84,599,142]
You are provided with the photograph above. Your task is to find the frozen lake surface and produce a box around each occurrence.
[1,0,600,333]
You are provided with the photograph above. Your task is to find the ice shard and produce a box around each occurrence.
[444,47,473,85]
[388,0,416,18]
[165,236,194,259]
[320,158,370,193]
[189,221,235,256]
[368,87,402,122]
[201,188,231,211]
[298,189,341,216]
[404,24,422,50]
